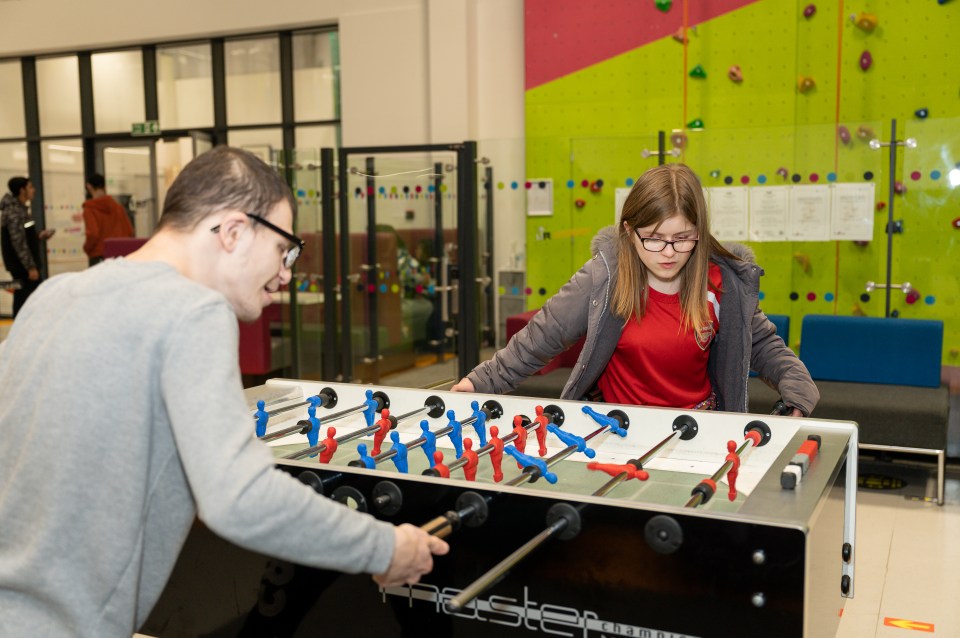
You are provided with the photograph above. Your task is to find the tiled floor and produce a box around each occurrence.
[836,459,960,637]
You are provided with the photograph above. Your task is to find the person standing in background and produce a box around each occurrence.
[1,177,54,317]
[82,173,134,267]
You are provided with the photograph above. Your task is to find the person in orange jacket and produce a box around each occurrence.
[82,173,135,267]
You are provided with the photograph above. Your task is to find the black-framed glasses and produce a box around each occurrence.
[633,228,698,253]
[211,213,304,269]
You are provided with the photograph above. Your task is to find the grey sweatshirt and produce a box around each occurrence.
[0,259,394,637]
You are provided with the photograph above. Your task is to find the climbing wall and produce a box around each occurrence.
[522,0,960,365]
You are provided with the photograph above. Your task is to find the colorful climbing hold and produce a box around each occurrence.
[853,12,878,32]
[876,201,886,211]
[894,181,906,195]
[672,27,688,44]
[670,132,687,149]
[915,108,929,119]
[687,118,704,129]
[777,167,789,179]
[838,125,852,145]
[655,0,672,12]
[797,76,816,93]
[803,4,816,18]
[728,65,743,83]
[857,125,876,141]
[574,199,586,209]
[689,64,707,79]
[859,51,873,72]
[709,170,721,178]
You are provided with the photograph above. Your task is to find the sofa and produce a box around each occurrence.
[748,315,949,505]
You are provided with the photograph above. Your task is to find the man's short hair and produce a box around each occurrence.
[156,146,296,232]
[86,173,106,190]
[7,177,30,198]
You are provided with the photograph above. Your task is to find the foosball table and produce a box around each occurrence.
[143,379,858,638]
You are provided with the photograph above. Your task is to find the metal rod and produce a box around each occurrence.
[284,401,434,461]
[504,424,614,487]
[256,395,320,420]
[446,517,568,613]
[260,402,366,443]
[259,420,310,444]
[590,426,687,497]
[445,415,541,473]
[684,438,754,508]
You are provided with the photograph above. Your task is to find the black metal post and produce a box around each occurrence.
[456,141,479,378]
[658,130,666,166]
[885,119,897,319]
[211,39,227,145]
[142,46,158,123]
[337,148,353,381]
[20,58,46,275]
[483,165,495,347]
[433,161,444,362]
[365,156,379,382]
[320,148,337,380]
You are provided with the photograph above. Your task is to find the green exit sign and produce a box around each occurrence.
[131,120,160,136]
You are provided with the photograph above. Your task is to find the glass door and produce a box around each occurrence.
[95,140,157,238]
[341,150,460,387]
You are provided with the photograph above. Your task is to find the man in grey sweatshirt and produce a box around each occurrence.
[0,146,448,637]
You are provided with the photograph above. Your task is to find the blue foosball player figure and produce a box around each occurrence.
[306,405,321,450]
[355,443,376,469]
[389,431,409,473]
[419,420,437,467]
[446,410,463,459]
[255,400,269,437]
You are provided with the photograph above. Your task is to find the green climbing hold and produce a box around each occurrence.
[687,118,704,129]
[689,64,706,79]
[655,0,672,12]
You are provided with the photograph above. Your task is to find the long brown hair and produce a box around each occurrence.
[611,163,738,332]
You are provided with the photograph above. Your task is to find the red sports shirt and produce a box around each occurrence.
[597,263,722,408]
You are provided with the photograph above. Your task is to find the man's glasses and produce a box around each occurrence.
[211,213,304,269]
[634,228,698,253]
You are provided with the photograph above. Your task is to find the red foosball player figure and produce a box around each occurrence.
[461,439,479,481]
[725,440,741,501]
[433,450,450,478]
[488,425,505,482]
[371,409,392,455]
[533,405,549,457]
[511,414,529,455]
[318,426,338,464]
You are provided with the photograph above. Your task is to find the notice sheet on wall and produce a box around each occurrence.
[788,185,831,241]
[748,186,789,241]
[830,183,875,241]
[707,187,748,241]
[526,178,554,217]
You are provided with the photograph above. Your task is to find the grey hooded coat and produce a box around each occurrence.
[467,226,819,416]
